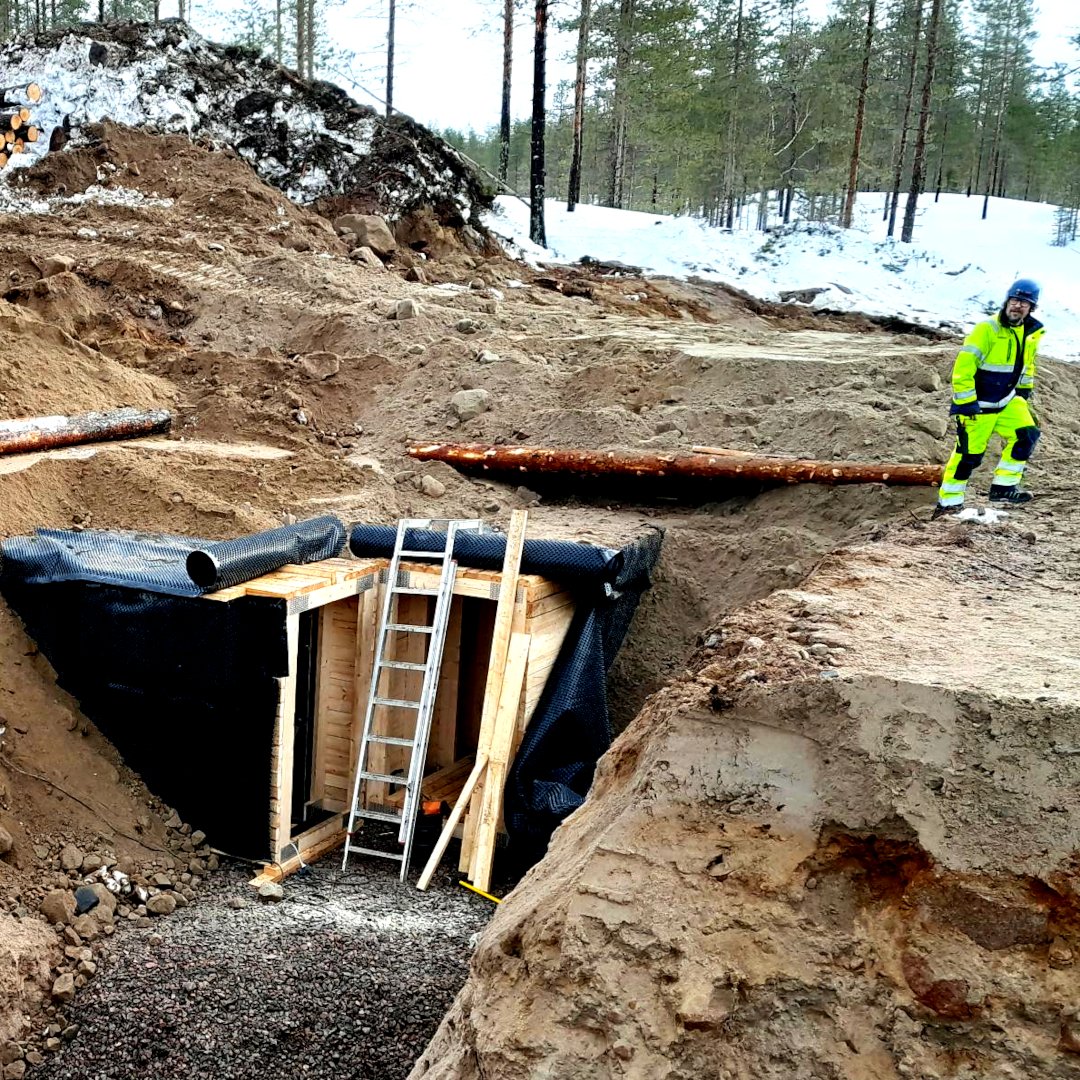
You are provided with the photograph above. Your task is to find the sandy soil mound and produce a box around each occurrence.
[413,513,1080,1079]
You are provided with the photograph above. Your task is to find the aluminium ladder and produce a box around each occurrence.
[342,518,483,881]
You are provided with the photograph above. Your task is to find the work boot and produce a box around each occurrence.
[988,484,1034,506]
[930,503,962,521]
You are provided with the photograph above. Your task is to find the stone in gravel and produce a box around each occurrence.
[419,475,446,498]
[258,883,284,902]
[42,255,75,277]
[351,246,386,271]
[64,945,92,962]
[77,960,97,976]
[152,873,173,889]
[404,266,427,283]
[0,1043,20,1065]
[32,845,49,861]
[394,298,420,320]
[475,349,501,364]
[190,830,207,846]
[44,1038,61,1052]
[61,1025,78,1041]
[22,1054,40,1067]
[81,853,104,873]
[51,973,75,1002]
[164,811,183,829]
[74,885,99,915]
[61,926,81,947]
[809,643,831,658]
[0,826,12,857]
[40,890,75,926]
[72,914,99,941]
[450,388,490,421]
[455,318,481,334]
[300,352,341,380]
[206,855,220,872]
[334,214,396,256]
[136,916,153,928]
[227,896,249,910]
[147,894,177,916]
[189,858,207,876]
[3,1061,25,1079]
[59,845,83,871]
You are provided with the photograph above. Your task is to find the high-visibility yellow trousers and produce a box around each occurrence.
[937,397,1039,508]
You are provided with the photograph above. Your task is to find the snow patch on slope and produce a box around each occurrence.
[487,193,1080,361]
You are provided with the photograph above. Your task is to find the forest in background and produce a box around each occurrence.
[1,0,1077,245]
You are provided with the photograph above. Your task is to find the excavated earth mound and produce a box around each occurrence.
[1,20,492,230]
[413,508,1080,1079]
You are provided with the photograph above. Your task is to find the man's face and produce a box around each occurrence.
[1004,297,1032,325]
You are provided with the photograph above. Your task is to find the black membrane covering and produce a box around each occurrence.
[349,523,663,862]
[0,518,345,859]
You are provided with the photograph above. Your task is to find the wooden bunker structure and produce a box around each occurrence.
[0,515,660,885]
[203,554,577,878]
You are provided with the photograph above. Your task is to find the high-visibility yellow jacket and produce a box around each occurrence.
[951,313,1043,414]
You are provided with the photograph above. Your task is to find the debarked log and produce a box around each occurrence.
[0,407,173,456]
[408,442,945,487]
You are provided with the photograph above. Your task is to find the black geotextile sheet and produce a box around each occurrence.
[0,515,346,597]
[0,517,345,860]
[349,523,664,862]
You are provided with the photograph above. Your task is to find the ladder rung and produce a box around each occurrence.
[367,734,415,746]
[393,586,440,596]
[359,770,412,785]
[373,696,421,709]
[378,660,427,671]
[400,549,447,559]
[351,807,404,824]
[385,623,434,633]
[345,843,404,862]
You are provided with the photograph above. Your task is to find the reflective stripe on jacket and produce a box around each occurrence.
[951,313,1042,414]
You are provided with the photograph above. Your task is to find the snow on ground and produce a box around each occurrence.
[486,192,1080,361]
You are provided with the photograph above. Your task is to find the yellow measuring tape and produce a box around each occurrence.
[459,880,502,904]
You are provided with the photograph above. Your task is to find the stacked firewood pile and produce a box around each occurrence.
[0,82,41,167]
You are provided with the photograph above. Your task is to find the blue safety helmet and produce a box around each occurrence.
[1006,278,1040,309]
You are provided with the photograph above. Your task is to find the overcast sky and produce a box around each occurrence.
[187,0,1080,133]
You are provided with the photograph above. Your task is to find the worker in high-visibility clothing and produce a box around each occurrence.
[933,278,1044,519]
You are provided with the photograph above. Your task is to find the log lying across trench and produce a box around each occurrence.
[0,407,173,456]
[408,442,944,488]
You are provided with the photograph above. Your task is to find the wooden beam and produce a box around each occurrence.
[416,753,489,892]
[469,632,531,892]
[459,509,529,873]
[250,811,347,887]
[270,613,301,861]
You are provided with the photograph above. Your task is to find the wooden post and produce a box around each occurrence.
[469,632,531,892]
[416,754,489,892]
[459,510,529,872]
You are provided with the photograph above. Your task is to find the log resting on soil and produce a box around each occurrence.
[0,407,172,456]
[408,442,945,487]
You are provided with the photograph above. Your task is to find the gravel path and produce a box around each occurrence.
[34,859,492,1080]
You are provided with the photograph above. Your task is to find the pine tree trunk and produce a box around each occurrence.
[276,0,283,62]
[887,0,922,238]
[296,0,306,78]
[529,0,548,246]
[934,107,949,200]
[723,0,746,230]
[499,0,513,182]
[607,0,634,209]
[842,0,876,229]
[385,0,395,116]
[306,0,315,78]
[900,0,942,242]
[567,0,591,211]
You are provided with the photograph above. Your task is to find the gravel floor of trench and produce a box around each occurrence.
[32,858,492,1080]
